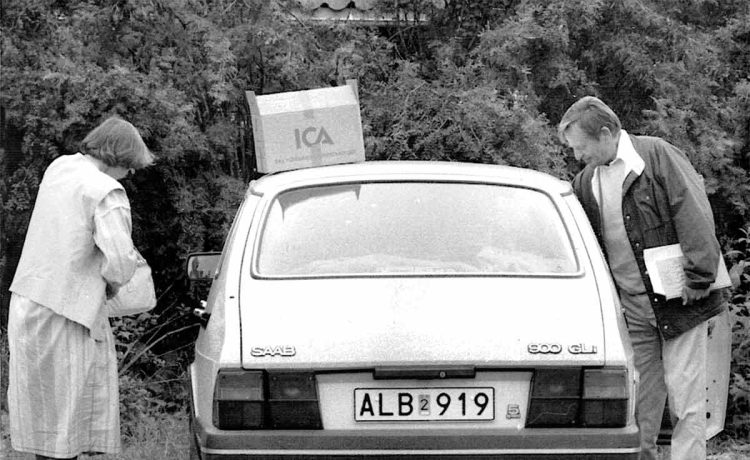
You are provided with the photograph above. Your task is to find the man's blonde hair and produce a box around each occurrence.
[80,116,154,169]
[558,96,621,144]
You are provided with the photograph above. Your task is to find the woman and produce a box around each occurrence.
[8,116,154,459]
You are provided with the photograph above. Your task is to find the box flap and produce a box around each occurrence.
[254,85,358,115]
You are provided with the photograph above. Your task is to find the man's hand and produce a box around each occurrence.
[681,286,710,305]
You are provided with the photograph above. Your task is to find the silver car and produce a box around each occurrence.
[187,161,640,459]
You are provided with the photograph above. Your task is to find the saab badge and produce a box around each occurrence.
[250,345,296,357]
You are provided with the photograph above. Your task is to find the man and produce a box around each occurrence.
[558,96,726,460]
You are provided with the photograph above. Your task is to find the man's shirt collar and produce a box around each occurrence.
[607,130,644,176]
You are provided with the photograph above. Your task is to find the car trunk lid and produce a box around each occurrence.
[240,276,605,369]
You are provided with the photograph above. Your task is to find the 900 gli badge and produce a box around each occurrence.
[527,343,598,354]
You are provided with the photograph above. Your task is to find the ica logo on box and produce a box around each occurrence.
[247,80,366,173]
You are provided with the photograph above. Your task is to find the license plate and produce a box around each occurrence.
[354,387,495,422]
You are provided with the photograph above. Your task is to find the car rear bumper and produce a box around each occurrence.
[191,416,640,459]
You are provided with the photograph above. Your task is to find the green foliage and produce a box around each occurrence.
[108,409,189,459]
[364,61,565,175]
[112,308,192,444]
[726,227,750,439]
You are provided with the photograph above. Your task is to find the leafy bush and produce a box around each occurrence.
[726,227,750,439]
[112,309,194,438]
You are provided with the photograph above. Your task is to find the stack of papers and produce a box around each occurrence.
[643,244,731,299]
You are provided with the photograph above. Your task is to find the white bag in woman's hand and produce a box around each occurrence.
[106,252,156,317]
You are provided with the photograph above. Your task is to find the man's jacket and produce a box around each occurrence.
[572,135,724,340]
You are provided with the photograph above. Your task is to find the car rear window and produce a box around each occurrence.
[255,182,578,277]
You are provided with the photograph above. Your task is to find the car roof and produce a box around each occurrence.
[248,161,573,196]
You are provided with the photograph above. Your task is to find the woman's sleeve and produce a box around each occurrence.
[93,189,139,288]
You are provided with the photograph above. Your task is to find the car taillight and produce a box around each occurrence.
[212,369,322,430]
[581,368,628,427]
[213,370,265,429]
[268,371,322,429]
[526,368,581,427]
[526,367,628,428]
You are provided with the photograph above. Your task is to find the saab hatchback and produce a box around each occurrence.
[187,161,640,459]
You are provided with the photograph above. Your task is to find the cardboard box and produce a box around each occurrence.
[247,80,365,173]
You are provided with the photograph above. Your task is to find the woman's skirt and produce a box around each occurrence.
[7,293,121,458]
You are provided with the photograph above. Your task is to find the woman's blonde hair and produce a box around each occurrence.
[80,116,154,169]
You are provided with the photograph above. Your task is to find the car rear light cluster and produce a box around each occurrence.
[213,369,323,430]
[526,367,628,428]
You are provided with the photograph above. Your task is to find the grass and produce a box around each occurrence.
[706,437,750,460]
